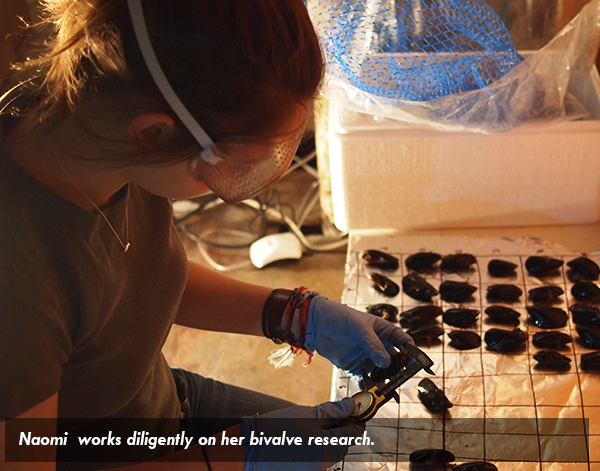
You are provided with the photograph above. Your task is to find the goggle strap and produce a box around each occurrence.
[127,0,221,164]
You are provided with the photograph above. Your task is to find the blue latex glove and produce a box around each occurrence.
[304,295,413,377]
[241,397,365,471]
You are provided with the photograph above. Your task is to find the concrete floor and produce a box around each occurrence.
[162,171,348,407]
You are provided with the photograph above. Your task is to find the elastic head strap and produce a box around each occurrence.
[126,0,223,165]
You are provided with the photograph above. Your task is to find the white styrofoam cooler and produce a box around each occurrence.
[327,68,600,233]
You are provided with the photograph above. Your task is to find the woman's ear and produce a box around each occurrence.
[127,112,176,145]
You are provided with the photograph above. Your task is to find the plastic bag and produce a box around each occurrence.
[309,0,600,133]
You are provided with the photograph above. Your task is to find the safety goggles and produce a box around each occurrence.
[127,0,304,204]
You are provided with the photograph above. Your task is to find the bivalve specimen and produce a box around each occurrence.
[528,285,564,305]
[448,330,481,350]
[406,324,445,347]
[361,249,399,270]
[580,351,600,371]
[369,350,410,383]
[440,253,476,273]
[485,328,528,353]
[567,256,600,282]
[453,462,498,471]
[576,326,600,350]
[368,273,400,297]
[533,350,571,371]
[532,331,572,350]
[399,305,443,328]
[439,281,477,303]
[526,306,568,329]
[417,378,453,414]
[443,308,479,328]
[366,303,399,322]
[525,256,564,277]
[402,273,438,302]
[488,259,518,278]
[484,305,521,326]
[569,303,600,327]
[571,281,600,303]
[409,448,455,464]
[405,252,441,274]
[486,284,523,303]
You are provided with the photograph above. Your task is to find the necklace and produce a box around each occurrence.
[48,137,131,252]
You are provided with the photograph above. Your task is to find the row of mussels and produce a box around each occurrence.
[360,249,600,373]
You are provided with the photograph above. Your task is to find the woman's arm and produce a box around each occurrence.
[174,260,273,336]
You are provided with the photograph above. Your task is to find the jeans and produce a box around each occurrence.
[171,367,295,440]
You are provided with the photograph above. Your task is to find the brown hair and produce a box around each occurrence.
[8,0,324,162]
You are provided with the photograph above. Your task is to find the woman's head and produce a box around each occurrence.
[9,0,324,166]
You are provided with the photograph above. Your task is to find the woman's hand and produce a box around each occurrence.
[304,296,413,378]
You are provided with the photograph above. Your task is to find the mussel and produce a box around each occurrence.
[440,253,476,273]
[487,259,518,278]
[533,350,571,371]
[417,378,453,414]
[580,351,600,371]
[571,281,600,303]
[369,350,410,383]
[366,303,399,322]
[528,285,564,305]
[453,462,498,471]
[406,324,445,347]
[484,305,521,326]
[532,331,572,350]
[409,448,455,464]
[361,249,399,270]
[576,326,600,350]
[405,252,441,274]
[402,273,438,302]
[569,303,600,327]
[525,256,564,277]
[439,281,477,303]
[526,306,568,329]
[443,308,479,328]
[486,284,523,303]
[448,330,481,350]
[368,272,400,297]
[400,305,443,328]
[567,256,600,282]
[484,328,528,353]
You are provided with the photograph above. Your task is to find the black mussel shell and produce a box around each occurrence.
[441,253,477,273]
[362,249,399,270]
[368,272,400,297]
[525,256,564,277]
[439,281,477,303]
[405,252,441,274]
[486,284,523,303]
[369,350,410,383]
[443,308,479,328]
[409,448,456,464]
[366,303,399,322]
[488,259,518,278]
[406,324,445,347]
[571,281,600,303]
[453,462,498,471]
[484,305,521,326]
[400,305,443,328]
[448,330,481,350]
[485,328,528,353]
[567,256,600,282]
[528,285,564,305]
[576,326,600,350]
[532,331,572,350]
[569,303,600,327]
[417,378,453,414]
[526,306,568,329]
[580,351,600,371]
[533,350,571,371]
[402,273,439,302]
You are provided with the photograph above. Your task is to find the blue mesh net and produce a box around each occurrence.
[310,0,523,102]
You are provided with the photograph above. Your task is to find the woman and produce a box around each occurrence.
[0,0,412,469]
